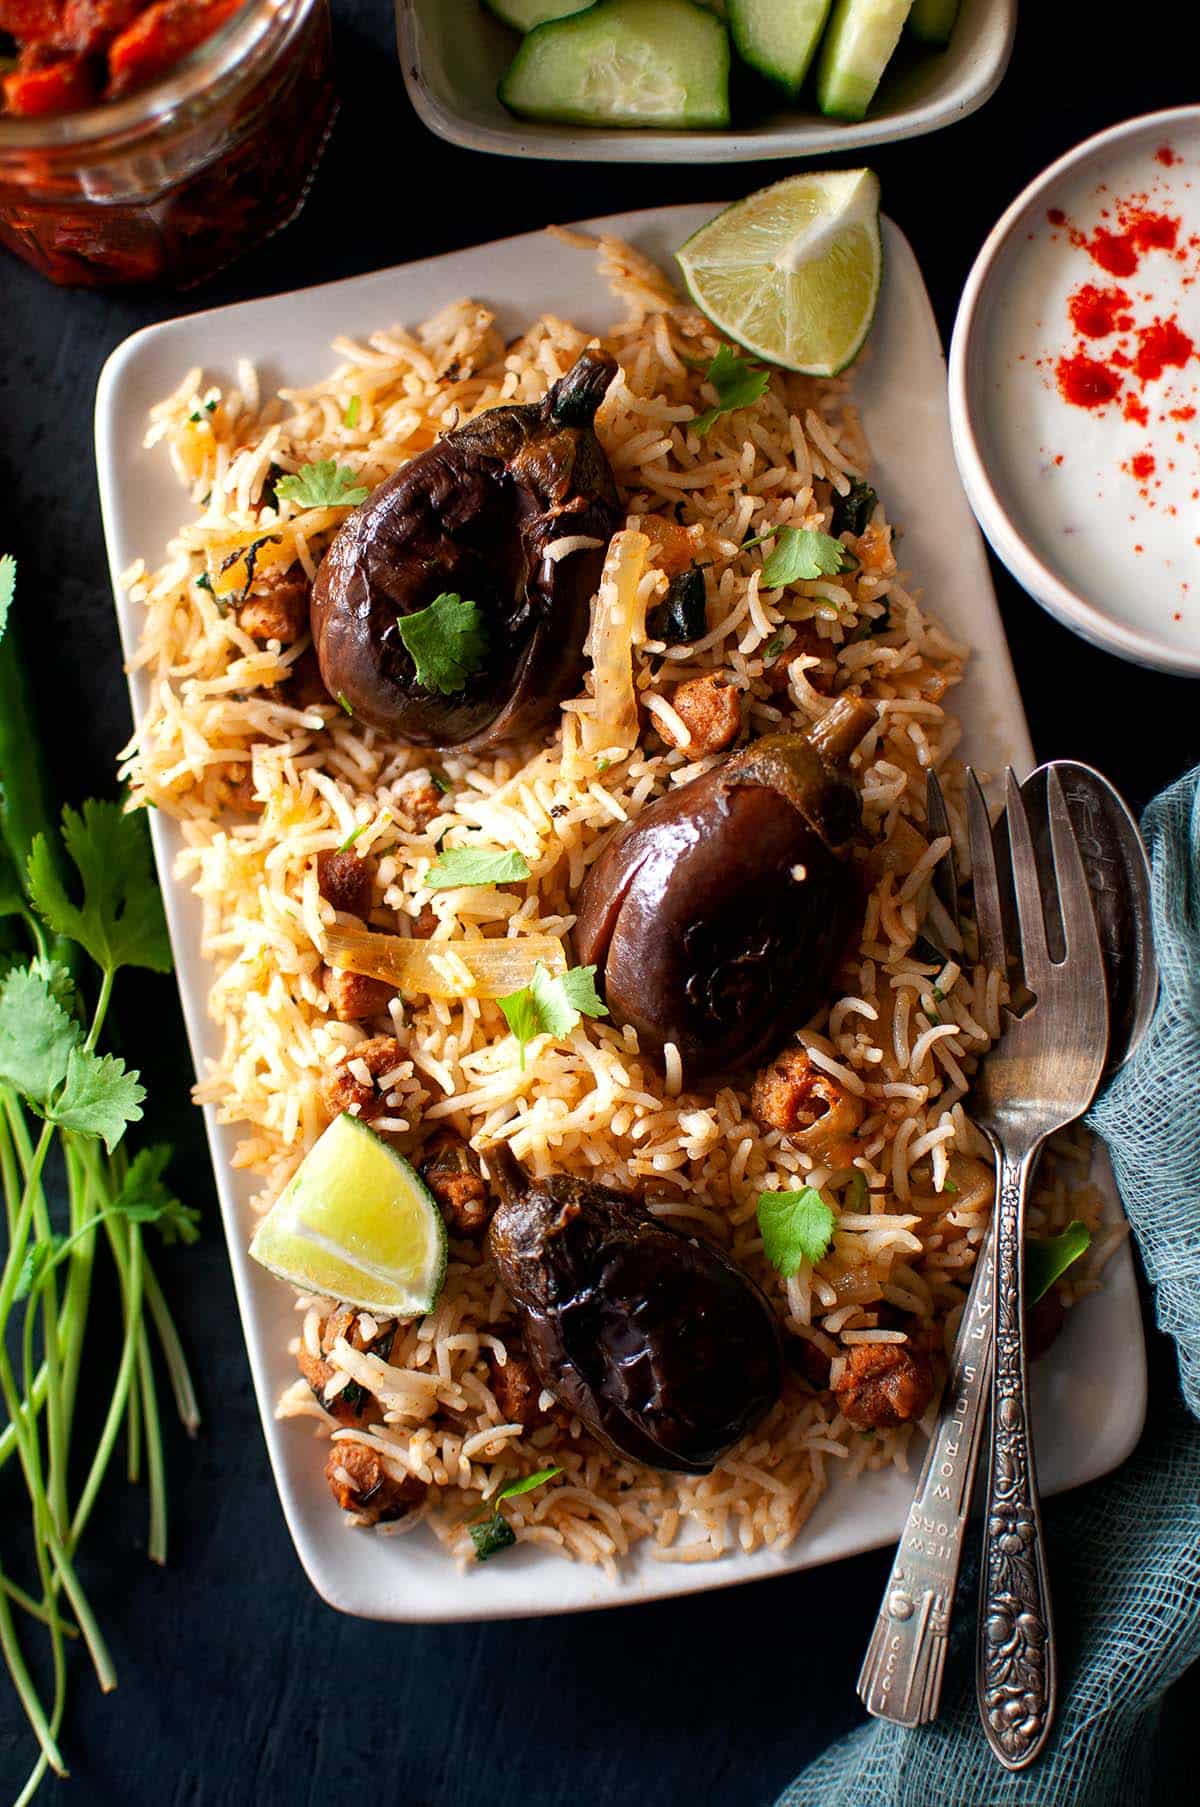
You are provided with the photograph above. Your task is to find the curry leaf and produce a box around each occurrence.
[830,480,878,537]
[274,460,368,509]
[495,1465,562,1503]
[1025,1221,1091,1304]
[426,847,531,890]
[26,801,171,977]
[397,593,488,696]
[50,1047,145,1152]
[757,1186,836,1277]
[0,965,80,1105]
[760,528,854,589]
[469,1514,516,1562]
[691,345,770,436]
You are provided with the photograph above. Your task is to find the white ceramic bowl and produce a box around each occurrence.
[949,105,1200,676]
[395,0,1015,164]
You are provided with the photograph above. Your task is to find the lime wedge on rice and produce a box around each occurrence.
[249,1114,447,1316]
[676,169,882,378]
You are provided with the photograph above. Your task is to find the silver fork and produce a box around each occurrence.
[969,768,1108,1767]
[857,768,1109,1750]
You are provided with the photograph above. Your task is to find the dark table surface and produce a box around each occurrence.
[2,6,1198,1805]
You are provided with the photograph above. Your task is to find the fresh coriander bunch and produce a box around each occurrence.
[0,555,200,1805]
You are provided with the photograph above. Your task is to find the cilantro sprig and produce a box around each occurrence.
[758,527,856,589]
[756,1186,836,1277]
[0,555,201,1798]
[397,592,488,695]
[498,963,607,1069]
[425,846,531,890]
[690,345,770,437]
[274,459,368,509]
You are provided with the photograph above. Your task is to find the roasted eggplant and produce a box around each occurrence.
[485,1147,783,1474]
[310,350,621,750]
[575,693,876,1077]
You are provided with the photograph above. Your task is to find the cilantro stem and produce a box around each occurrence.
[68,1223,142,1554]
[0,1573,76,1637]
[142,1260,200,1435]
[0,1572,66,1781]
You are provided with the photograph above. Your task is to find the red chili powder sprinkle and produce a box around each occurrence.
[1130,452,1156,480]
[1156,146,1179,167]
[1088,228,1140,277]
[1124,394,1150,425]
[1056,353,1122,409]
[1047,207,1066,226]
[1068,283,1132,337]
[1171,405,1197,421]
[1051,203,1182,277]
[1134,317,1195,383]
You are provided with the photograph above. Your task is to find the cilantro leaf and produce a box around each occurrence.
[0,552,14,646]
[760,528,855,589]
[1025,1221,1091,1304]
[27,800,171,976]
[497,963,607,1068]
[0,965,80,1105]
[495,1465,562,1502]
[50,1047,144,1152]
[691,345,770,437]
[113,1144,200,1245]
[426,847,531,890]
[397,593,488,696]
[757,1186,836,1277]
[274,460,368,509]
[15,1235,66,1303]
[469,1514,516,1562]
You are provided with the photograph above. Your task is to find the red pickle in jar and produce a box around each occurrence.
[0,0,336,289]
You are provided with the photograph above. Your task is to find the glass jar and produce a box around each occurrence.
[0,0,337,289]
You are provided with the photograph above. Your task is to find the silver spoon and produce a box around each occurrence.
[857,761,1156,1730]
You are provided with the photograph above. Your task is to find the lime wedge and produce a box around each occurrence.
[676,170,883,378]
[249,1114,447,1316]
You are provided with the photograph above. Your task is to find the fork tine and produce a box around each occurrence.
[1045,766,1103,976]
[1004,768,1050,985]
[966,770,1006,973]
[925,770,962,938]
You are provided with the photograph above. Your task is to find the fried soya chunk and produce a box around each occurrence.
[396,780,444,834]
[834,1340,934,1431]
[316,847,373,918]
[408,902,439,940]
[751,1048,864,1165]
[487,1348,551,1429]
[296,1305,390,1426]
[321,1035,405,1122]
[420,1133,490,1236]
[236,566,310,643]
[763,622,836,696]
[322,965,394,1024]
[666,671,741,755]
[324,1441,423,1525]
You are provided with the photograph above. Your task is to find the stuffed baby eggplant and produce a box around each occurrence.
[575,693,875,1077]
[310,350,621,750]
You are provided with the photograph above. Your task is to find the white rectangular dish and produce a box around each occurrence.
[395,0,1015,164]
[95,204,1146,1622]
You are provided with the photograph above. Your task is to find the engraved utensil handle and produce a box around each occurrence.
[976,1146,1056,1769]
[857,1228,995,1725]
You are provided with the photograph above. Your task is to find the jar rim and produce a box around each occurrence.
[0,0,306,152]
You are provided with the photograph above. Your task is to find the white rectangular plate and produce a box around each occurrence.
[396,0,1015,164]
[95,205,1147,1623]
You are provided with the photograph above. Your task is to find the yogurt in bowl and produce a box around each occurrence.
[949,106,1200,675]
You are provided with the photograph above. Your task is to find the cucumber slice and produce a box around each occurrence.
[907,0,958,45]
[728,0,832,97]
[483,0,591,30]
[815,0,914,121]
[499,0,731,129]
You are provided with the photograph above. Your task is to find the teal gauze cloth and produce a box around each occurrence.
[778,767,1200,1807]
